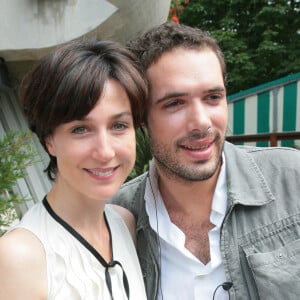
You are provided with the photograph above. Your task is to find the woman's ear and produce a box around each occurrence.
[140,122,148,134]
[45,135,56,157]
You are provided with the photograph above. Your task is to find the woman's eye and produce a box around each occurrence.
[112,122,128,131]
[71,126,88,134]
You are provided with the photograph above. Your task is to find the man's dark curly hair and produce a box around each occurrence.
[127,21,226,82]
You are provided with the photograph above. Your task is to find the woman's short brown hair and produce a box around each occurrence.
[19,39,148,180]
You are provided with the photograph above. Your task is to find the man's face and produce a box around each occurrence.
[146,47,228,182]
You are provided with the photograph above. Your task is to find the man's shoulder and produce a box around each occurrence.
[225,141,300,165]
[108,172,148,207]
[120,172,148,191]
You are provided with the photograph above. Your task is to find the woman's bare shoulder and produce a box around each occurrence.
[0,228,47,299]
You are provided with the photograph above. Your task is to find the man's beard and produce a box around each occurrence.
[149,131,224,183]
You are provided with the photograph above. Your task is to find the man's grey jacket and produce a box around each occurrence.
[110,142,300,300]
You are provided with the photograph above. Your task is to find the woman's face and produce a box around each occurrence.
[46,78,136,202]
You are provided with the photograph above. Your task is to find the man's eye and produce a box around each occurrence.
[71,126,87,134]
[210,94,221,100]
[164,99,182,108]
[207,94,224,102]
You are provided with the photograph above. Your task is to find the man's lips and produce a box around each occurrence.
[179,136,215,150]
[180,143,212,151]
[178,136,216,160]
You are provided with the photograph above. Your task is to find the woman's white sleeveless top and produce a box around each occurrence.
[13,200,146,300]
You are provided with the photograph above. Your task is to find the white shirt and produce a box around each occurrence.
[145,155,229,300]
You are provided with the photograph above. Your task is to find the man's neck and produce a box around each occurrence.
[156,162,221,217]
[156,165,221,263]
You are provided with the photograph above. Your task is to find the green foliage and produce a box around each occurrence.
[0,131,40,235]
[127,128,152,181]
[178,0,300,94]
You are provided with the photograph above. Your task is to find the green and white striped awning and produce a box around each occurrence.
[227,72,300,147]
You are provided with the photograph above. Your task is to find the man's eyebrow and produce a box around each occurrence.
[154,92,188,104]
[204,86,226,93]
[154,86,226,104]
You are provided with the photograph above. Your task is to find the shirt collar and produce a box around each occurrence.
[145,154,227,230]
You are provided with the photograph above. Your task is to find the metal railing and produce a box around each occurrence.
[226,131,300,147]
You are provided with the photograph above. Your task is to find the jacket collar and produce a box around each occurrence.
[224,142,275,207]
[136,141,276,231]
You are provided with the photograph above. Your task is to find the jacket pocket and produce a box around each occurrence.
[245,239,300,300]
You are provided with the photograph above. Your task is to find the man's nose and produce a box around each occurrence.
[187,100,211,132]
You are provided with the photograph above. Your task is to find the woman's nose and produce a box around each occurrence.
[92,132,115,161]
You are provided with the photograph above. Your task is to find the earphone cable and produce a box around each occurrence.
[148,172,164,300]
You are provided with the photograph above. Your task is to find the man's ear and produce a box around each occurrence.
[45,135,56,157]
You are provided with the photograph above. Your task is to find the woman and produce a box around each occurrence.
[0,39,148,299]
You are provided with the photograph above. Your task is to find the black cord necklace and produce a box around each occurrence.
[42,196,130,300]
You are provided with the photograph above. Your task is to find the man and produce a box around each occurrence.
[110,22,300,299]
